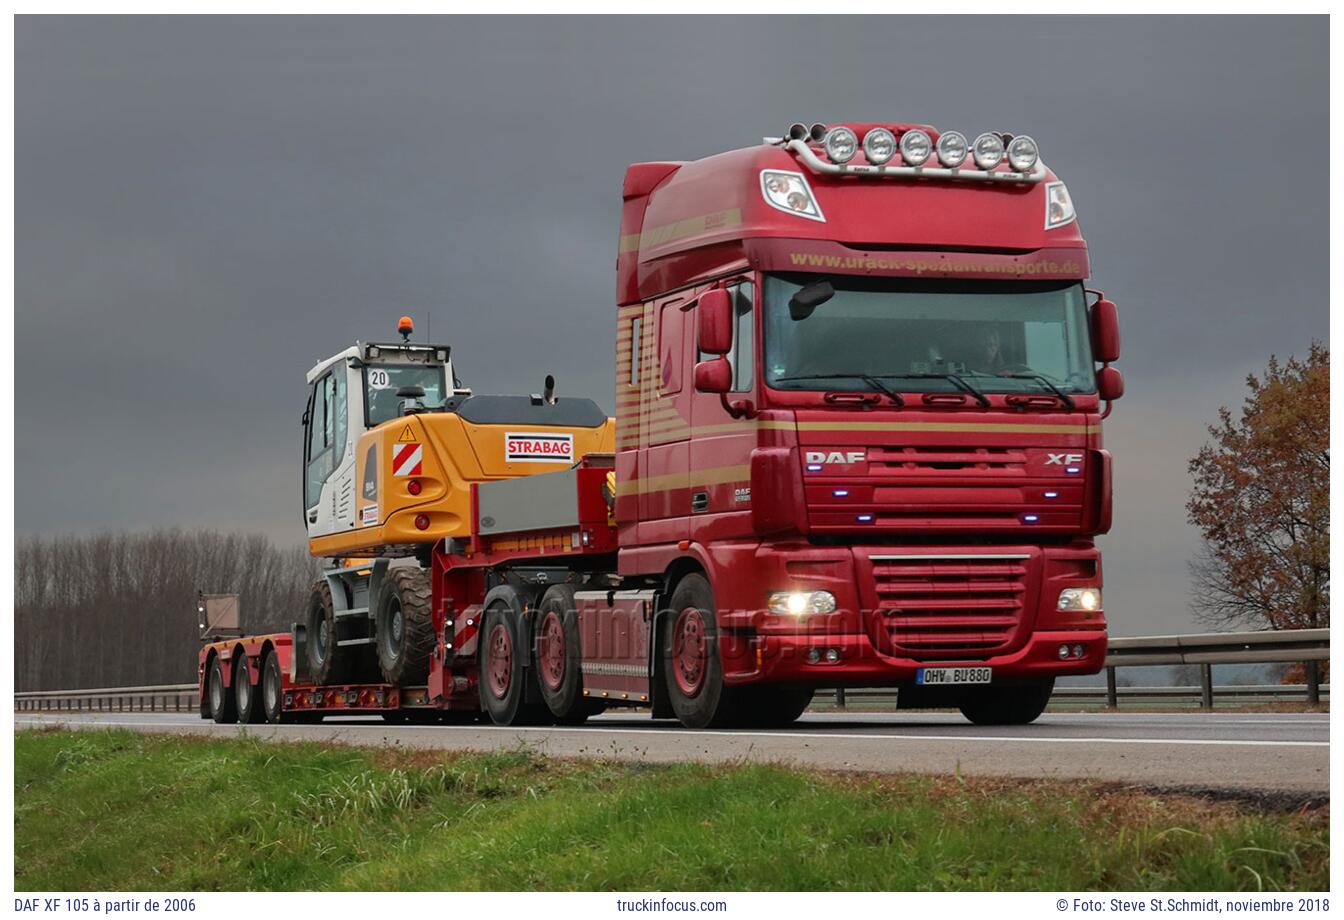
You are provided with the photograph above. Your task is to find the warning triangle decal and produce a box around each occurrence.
[397,425,417,443]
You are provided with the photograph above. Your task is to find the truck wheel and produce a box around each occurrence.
[478,597,551,726]
[534,584,598,724]
[260,649,284,724]
[739,686,814,728]
[305,579,351,686]
[661,573,741,729]
[375,567,435,685]
[959,679,1055,726]
[234,655,262,724]
[208,655,237,724]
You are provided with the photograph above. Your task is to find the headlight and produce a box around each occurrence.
[760,169,824,222]
[899,129,932,167]
[862,127,896,165]
[1007,134,1039,172]
[1057,588,1101,611]
[823,127,858,164]
[1045,181,1076,229]
[936,131,968,168]
[972,132,1005,170]
[767,590,837,616]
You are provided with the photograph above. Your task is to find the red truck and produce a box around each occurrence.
[200,121,1122,730]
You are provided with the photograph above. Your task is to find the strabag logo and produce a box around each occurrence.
[506,431,574,464]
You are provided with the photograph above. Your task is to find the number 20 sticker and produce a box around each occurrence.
[369,369,391,389]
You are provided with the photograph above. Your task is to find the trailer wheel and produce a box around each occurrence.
[234,655,262,724]
[738,686,814,728]
[305,579,351,686]
[208,655,238,724]
[534,584,599,724]
[375,567,435,686]
[959,679,1054,726]
[661,573,741,729]
[260,649,284,724]
[478,597,551,726]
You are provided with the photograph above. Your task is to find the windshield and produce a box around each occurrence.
[763,274,1095,396]
[364,364,447,427]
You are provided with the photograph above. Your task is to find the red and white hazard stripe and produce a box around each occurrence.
[392,443,422,477]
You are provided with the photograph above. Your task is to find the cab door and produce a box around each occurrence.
[689,278,758,536]
[303,363,359,538]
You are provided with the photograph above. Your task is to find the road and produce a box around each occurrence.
[15,709,1328,797]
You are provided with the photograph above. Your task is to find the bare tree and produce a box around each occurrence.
[1186,343,1329,630]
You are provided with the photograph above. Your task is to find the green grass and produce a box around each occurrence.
[15,728,1328,891]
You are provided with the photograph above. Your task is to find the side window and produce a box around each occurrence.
[305,372,333,510]
[730,281,755,392]
[331,370,348,468]
[628,316,643,388]
[361,442,377,501]
[657,301,683,396]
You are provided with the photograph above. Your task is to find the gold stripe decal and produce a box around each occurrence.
[761,420,1100,435]
[618,208,743,254]
[615,464,752,497]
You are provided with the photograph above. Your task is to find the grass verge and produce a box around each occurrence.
[15,727,1328,891]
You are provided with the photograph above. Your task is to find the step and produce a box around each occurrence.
[334,606,370,619]
[336,637,374,647]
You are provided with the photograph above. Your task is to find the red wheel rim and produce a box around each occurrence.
[537,610,566,692]
[486,623,512,699]
[672,606,708,697]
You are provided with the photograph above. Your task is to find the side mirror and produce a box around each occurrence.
[694,357,732,394]
[1097,366,1124,402]
[1089,297,1120,364]
[697,289,733,356]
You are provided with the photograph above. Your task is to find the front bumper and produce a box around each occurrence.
[713,540,1107,686]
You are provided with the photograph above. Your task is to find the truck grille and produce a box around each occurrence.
[869,553,1029,659]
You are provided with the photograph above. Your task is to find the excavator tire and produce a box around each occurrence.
[375,566,435,686]
[305,578,353,686]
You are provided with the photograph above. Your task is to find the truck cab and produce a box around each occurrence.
[613,122,1123,724]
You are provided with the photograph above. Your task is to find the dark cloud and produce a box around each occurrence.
[16,16,1328,634]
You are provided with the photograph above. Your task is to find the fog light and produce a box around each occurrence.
[1058,588,1101,611]
[972,132,1005,170]
[899,129,932,167]
[768,590,837,616]
[862,127,896,165]
[806,648,821,664]
[1058,644,1070,660]
[1006,134,1039,172]
[1073,644,1085,659]
[823,126,858,164]
[825,648,841,663]
[936,130,969,168]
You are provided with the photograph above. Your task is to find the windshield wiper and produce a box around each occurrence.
[882,373,991,408]
[996,372,1076,409]
[773,373,905,407]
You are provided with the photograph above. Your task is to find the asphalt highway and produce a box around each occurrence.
[15,709,1329,797]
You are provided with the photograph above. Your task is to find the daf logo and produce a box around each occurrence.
[1045,452,1084,465]
[806,451,865,465]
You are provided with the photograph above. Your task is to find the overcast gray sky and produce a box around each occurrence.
[16,16,1327,636]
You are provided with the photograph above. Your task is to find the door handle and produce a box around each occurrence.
[691,491,709,513]
[308,511,318,523]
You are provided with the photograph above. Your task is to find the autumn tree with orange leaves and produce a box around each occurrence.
[1186,343,1329,630]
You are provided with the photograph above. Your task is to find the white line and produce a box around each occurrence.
[15,717,1327,748]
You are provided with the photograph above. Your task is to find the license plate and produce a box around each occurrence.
[916,666,992,685]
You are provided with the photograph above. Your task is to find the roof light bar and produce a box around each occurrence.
[786,137,1046,183]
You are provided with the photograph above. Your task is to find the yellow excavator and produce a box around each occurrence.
[300,316,615,685]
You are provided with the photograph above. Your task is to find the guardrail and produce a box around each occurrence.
[14,684,197,713]
[12,630,1330,714]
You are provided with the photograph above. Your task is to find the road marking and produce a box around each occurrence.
[14,717,1327,747]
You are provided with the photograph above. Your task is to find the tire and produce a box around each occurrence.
[208,655,238,724]
[534,585,599,724]
[959,679,1055,726]
[477,595,552,726]
[375,567,435,686]
[305,579,350,686]
[234,655,262,724]
[260,648,284,724]
[661,573,740,729]
[738,686,814,728]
